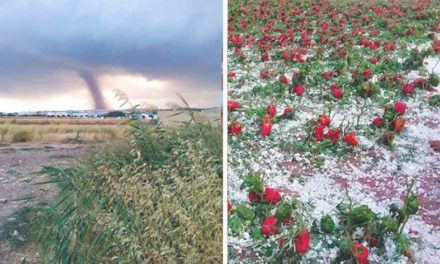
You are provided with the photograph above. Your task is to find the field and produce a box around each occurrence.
[0,110,220,144]
[0,109,221,263]
[227,0,440,263]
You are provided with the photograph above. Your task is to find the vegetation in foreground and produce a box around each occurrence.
[1,109,222,263]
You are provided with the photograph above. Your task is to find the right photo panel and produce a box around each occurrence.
[227,0,440,263]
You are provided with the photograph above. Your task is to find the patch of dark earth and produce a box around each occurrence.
[0,143,89,263]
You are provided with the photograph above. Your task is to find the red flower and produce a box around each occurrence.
[331,88,344,99]
[263,187,282,204]
[433,39,440,53]
[248,192,261,203]
[282,217,295,225]
[384,41,396,51]
[278,238,287,247]
[402,83,415,95]
[394,102,406,115]
[370,57,378,64]
[230,121,242,135]
[344,132,359,146]
[372,117,382,127]
[283,107,293,117]
[228,201,232,213]
[363,69,373,81]
[413,78,427,88]
[330,84,340,91]
[230,34,243,47]
[261,216,279,237]
[290,9,301,15]
[323,71,333,79]
[293,84,305,96]
[240,20,247,29]
[393,118,405,132]
[280,75,289,85]
[326,129,341,144]
[319,115,331,127]
[351,241,369,264]
[261,122,272,137]
[365,235,378,246]
[292,71,301,79]
[228,72,236,78]
[314,125,325,141]
[294,230,310,255]
[261,69,269,80]
[266,105,277,118]
[228,100,240,111]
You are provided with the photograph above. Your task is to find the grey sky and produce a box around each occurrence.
[0,0,222,111]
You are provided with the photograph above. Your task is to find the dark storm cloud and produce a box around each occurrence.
[0,0,222,99]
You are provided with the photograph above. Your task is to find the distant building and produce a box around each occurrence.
[140,112,158,120]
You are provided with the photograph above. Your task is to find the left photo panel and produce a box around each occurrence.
[0,1,223,263]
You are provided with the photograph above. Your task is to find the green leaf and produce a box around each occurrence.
[235,205,255,221]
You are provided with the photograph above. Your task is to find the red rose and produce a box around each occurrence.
[240,20,247,29]
[394,102,406,115]
[262,52,269,61]
[330,84,340,91]
[230,121,242,135]
[262,216,279,237]
[267,105,277,118]
[228,100,240,111]
[365,235,378,246]
[393,118,405,132]
[323,71,333,79]
[261,122,272,137]
[292,71,301,79]
[228,201,232,213]
[433,39,440,53]
[403,83,415,95]
[294,230,310,255]
[413,78,427,88]
[278,238,287,247]
[370,57,378,64]
[283,107,293,117]
[319,115,331,127]
[280,75,289,85]
[372,117,382,127]
[344,132,359,146]
[363,69,373,81]
[314,125,325,141]
[291,9,301,15]
[263,187,282,204]
[331,88,344,99]
[261,69,269,80]
[248,192,261,203]
[282,217,295,225]
[293,84,305,96]
[351,241,369,264]
[230,34,243,47]
[384,41,396,51]
[326,129,341,144]
[228,72,236,78]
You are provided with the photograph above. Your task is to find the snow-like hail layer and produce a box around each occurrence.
[228,44,440,263]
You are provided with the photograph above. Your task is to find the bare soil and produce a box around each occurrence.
[0,143,88,263]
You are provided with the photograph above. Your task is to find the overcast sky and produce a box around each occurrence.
[0,0,222,112]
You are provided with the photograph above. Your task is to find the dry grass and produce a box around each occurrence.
[36,118,222,263]
[0,123,124,144]
[0,111,220,144]
[0,117,124,126]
